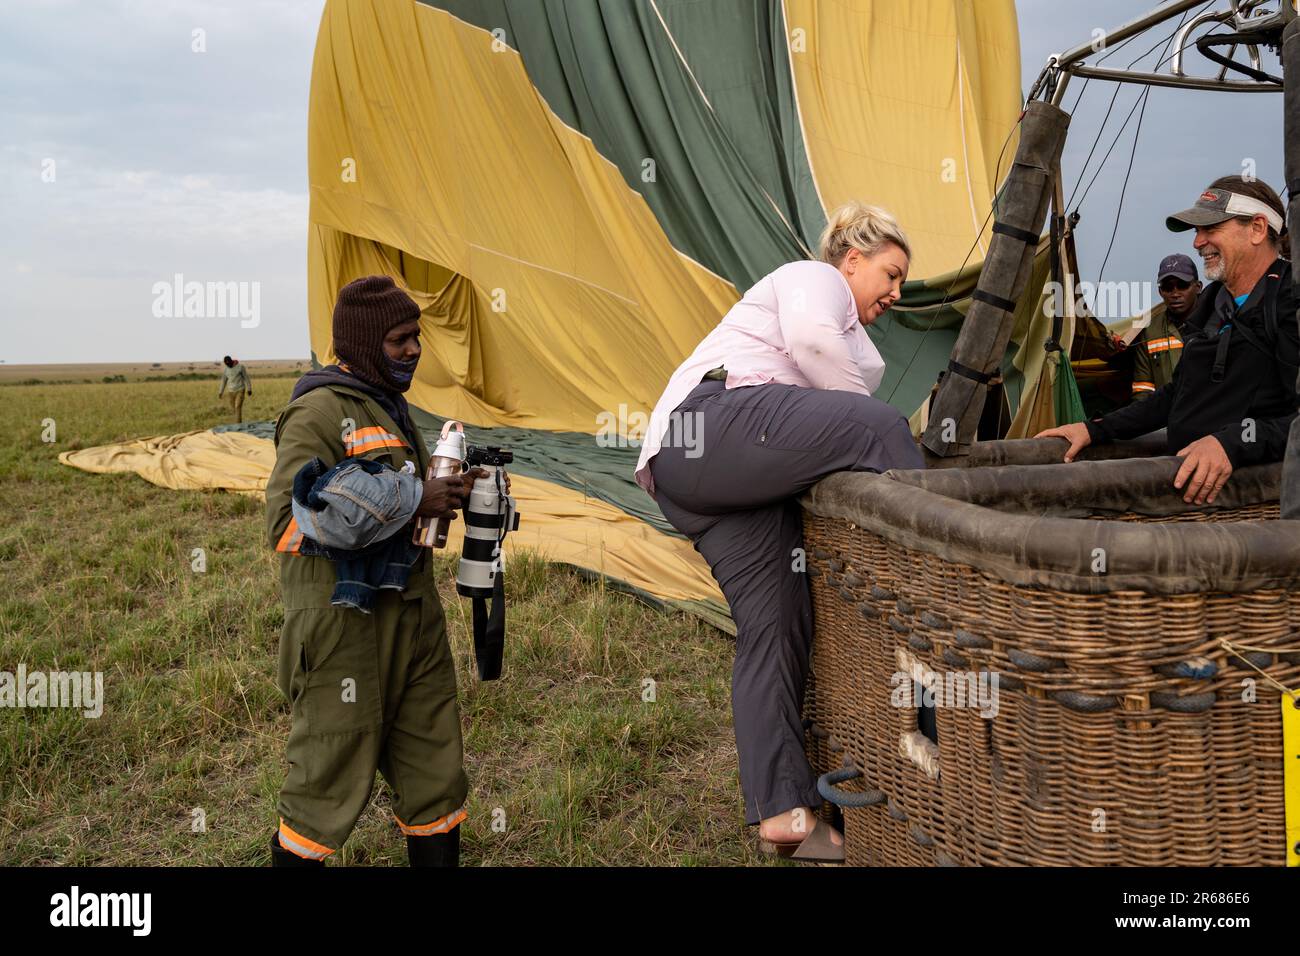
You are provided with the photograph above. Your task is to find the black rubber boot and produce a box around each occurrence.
[406,828,460,867]
[270,832,325,867]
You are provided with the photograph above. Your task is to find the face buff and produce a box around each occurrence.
[383,351,419,390]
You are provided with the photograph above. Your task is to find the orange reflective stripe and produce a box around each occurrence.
[394,809,466,835]
[1146,337,1183,354]
[1132,381,1156,393]
[348,438,407,456]
[279,819,334,859]
[344,425,409,457]
[348,442,403,457]
[394,808,467,836]
[275,516,304,553]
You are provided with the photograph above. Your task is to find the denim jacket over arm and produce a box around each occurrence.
[291,455,422,551]
[266,381,438,613]
[289,455,425,613]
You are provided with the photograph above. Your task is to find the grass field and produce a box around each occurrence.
[0,359,310,385]
[0,375,770,866]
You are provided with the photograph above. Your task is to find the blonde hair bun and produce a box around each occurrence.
[817,200,912,265]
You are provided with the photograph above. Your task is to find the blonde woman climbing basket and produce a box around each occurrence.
[634,201,924,863]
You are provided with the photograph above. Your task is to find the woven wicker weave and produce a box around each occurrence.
[800,454,1300,867]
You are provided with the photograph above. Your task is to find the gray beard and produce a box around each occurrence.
[1204,257,1225,282]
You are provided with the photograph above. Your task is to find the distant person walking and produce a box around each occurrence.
[218,355,252,423]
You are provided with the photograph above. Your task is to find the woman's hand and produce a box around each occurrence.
[1033,422,1092,462]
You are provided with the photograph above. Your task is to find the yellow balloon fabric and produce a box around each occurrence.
[783,0,1022,278]
[308,0,740,434]
[59,430,725,605]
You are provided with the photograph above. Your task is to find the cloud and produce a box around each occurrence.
[7,156,307,247]
[0,0,324,362]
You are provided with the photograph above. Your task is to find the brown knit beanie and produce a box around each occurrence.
[332,276,422,392]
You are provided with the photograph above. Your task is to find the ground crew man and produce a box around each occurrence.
[217,355,253,423]
[1037,175,1296,506]
[264,276,481,867]
[1129,254,1202,401]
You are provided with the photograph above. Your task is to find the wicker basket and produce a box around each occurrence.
[800,452,1300,866]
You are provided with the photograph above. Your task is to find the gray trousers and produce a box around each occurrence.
[650,379,923,825]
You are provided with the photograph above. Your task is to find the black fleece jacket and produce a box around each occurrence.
[1086,257,1297,467]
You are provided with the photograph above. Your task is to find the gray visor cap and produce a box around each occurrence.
[1166,186,1285,233]
[1166,188,1238,232]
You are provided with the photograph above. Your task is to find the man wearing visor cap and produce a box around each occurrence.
[1037,175,1295,506]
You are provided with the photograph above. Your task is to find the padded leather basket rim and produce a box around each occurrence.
[801,455,1300,594]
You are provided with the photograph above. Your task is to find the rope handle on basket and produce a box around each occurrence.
[1220,638,1299,703]
[817,766,887,809]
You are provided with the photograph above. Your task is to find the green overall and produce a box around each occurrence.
[265,383,468,860]
[1130,310,1185,400]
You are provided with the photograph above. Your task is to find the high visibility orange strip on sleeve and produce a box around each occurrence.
[345,425,409,457]
[347,436,408,456]
[275,516,304,553]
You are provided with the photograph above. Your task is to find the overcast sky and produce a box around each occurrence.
[1,0,320,364]
[0,0,1285,363]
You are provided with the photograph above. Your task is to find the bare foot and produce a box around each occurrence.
[759,807,843,846]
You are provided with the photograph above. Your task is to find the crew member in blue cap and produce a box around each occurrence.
[1128,254,1202,402]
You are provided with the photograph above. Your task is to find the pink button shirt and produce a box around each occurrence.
[634,259,886,495]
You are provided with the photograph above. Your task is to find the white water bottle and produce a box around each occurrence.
[413,420,467,548]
